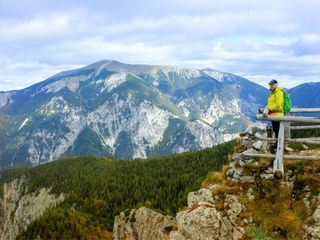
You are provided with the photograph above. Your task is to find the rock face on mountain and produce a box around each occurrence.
[0,60,269,169]
[0,176,65,240]
[114,188,246,240]
[113,207,176,240]
[113,123,320,240]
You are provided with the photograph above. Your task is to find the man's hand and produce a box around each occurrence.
[263,107,269,118]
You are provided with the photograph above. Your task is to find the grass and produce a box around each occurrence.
[244,226,273,240]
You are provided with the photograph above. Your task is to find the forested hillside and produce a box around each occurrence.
[0,140,237,239]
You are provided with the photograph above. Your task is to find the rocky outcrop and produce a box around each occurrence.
[113,207,176,240]
[170,189,245,240]
[113,123,320,240]
[305,195,320,240]
[113,187,245,240]
[0,176,65,240]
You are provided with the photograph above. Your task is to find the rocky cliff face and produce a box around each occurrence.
[113,188,245,240]
[0,176,65,240]
[113,123,320,240]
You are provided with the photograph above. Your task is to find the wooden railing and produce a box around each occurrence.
[243,108,320,178]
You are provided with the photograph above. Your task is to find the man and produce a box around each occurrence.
[263,79,284,152]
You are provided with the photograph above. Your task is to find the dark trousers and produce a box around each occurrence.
[271,121,280,138]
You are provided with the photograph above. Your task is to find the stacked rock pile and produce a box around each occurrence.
[226,123,275,182]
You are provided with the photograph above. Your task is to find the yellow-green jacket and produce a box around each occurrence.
[268,86,284,116]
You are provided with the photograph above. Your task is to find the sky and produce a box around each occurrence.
[0,0,320,91]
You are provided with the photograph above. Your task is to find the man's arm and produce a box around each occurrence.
[263,106,269,117]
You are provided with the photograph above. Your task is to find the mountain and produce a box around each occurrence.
[0,60,269,169]
[290,82,320,108]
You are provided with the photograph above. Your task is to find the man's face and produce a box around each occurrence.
[269,83,277,90]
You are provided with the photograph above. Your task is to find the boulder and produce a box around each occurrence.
[113,207,176,240]
[175,206,222,240]
[187,188,214,207]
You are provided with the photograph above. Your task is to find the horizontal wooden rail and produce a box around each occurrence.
[290,108,320,113]
[290,125,320,130]
[259,108,320,114]
[256,114,320,123]
[242,153,320,161]
[293,137,320,141]
[258,137,320,145]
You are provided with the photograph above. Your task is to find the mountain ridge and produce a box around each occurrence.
[0,60,318,169]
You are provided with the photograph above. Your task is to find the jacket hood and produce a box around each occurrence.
[270,86,284,93]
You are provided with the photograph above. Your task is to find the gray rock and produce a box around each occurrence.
[176,206,222,240]
[243,158,254,164]
[247,188,254,201]
[169,231,186,240]
[234,168,244,176]
[265,167,273,174]
[260,173,274,180]
[220,216,233,237]
[232,172,241,180]
[245,126,254,135]
[254,132,267,140]
[302,144,309,150]
[226,168,235,177]
[245,123,267,136]
[233,227,244,240]
[253,140,264,150]
[256,124,268,132]
[239,160,245,167]
[113,207,176,240]
[313,205,320,223]
[242,148,258,155]
[239,176,255,183]
[285,169,295,182]
[285,146,294,152]
[232,153,243,161]
[187,188,214,207]
[224,195,244,225]
[229,161,236,169]
[252,162,259,167]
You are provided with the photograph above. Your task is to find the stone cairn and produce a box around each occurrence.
[226,123,275,182]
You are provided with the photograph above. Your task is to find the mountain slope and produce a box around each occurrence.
[0,60,269,168]
[0,141,236,239]
[290,82,320,108]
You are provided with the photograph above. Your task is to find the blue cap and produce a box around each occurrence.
[268,79,278,85]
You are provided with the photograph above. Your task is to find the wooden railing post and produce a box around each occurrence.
[284,112,290,140]
[284,122,291,139]
[273,121,285,178]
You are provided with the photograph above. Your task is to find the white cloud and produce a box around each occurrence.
[0,0,320,91]
[0,59,80,91]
